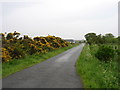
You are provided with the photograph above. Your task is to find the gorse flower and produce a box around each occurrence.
[1,48,11,62]
[2,31,69,62]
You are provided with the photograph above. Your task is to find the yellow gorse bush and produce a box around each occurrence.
[1,48,11,62]
[1,31,69,62]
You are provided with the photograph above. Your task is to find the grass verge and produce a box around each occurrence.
[76,44,119,88]
[2,44,79,78]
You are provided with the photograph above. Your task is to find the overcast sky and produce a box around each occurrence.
[1,0,119,40]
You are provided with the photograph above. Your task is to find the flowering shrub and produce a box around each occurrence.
[1,31,69,62]
[1,48,11,62]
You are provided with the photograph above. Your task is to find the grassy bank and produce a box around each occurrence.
[2,44,79,78]
[76,44,119,88]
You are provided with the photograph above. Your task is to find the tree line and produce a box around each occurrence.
[84,33,119,62]
[85,33,119,45]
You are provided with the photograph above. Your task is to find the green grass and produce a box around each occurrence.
[2,44,79,78]
[76,44,119,88]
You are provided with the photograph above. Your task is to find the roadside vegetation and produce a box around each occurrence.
[2,44,78,78]
[76,33,119,88]
[1,31,70,63]
[0,31,79,78]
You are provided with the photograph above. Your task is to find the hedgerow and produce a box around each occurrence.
[0,31,69,62]
[95,45,115,62]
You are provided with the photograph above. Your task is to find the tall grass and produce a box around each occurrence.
[76,44,119,88]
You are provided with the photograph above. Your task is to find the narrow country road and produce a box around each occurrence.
[3,44,85,88]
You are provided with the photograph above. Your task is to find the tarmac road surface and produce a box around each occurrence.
[3,44,85,88]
